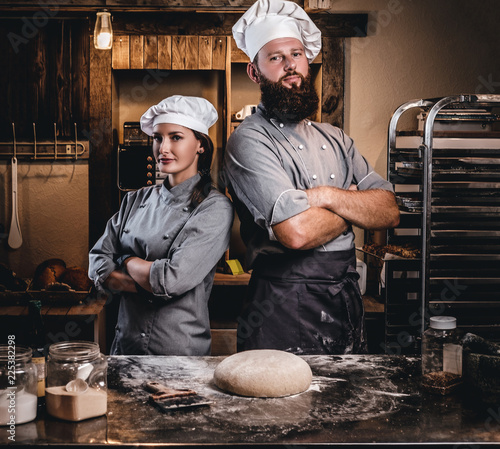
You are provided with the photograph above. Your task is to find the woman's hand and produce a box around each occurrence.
[103,270,138,293]
[123,257,154,292]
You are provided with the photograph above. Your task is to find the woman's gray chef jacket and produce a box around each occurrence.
[88,174,233,355]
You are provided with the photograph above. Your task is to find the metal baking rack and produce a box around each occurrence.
[0,123,88,161]
[384,93,500,354]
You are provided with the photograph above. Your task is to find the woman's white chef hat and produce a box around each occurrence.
[140,95,218,136]
[232,0,321,63]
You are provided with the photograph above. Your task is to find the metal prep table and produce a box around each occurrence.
[3,354,500,447]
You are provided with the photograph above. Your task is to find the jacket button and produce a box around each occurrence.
[312,174,318,180]
[182,207,189,212]
[163,234,169,239]
[307,121,312,126]
[321,144,327,150]
[298,144,304,150]
[330,174,335,179]
[140,332,146,337]
[279,123,284,128]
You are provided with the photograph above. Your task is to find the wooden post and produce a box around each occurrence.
[89,37,115,247]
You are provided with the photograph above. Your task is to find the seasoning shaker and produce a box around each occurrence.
[46,341,107,421]
[0,344,38,425]
[421,316,463,394]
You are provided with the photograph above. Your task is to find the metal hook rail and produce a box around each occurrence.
[0,122,89,161]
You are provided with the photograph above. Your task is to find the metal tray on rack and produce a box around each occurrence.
[396,194,423,212]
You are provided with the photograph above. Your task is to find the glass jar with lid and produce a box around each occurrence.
[421,316,463,394]
[46,341,107,421]
[0,344,38,425]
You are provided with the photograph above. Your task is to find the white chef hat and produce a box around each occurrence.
[232,0,321,63]
[140,95,218,136]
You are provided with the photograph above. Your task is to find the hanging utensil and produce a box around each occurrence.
[8,123,22,249]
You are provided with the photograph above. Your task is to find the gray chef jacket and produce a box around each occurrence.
[223,104,394,266]
[88,174,233,355]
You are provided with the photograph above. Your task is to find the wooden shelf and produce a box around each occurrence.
[213,272,251,286]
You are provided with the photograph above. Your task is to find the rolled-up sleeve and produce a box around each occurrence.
[224,126,309,240]
[148,193,233,298]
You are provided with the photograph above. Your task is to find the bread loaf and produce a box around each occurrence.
[59,267,92,291]
[32,260,91,291]
[32,259,67,290]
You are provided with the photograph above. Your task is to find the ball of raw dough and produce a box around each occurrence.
[213,349,312,398]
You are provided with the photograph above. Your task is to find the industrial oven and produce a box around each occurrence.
[380,94,500,354]
[117,122,167,191]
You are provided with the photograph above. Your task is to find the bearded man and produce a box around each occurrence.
[223,0,400,355]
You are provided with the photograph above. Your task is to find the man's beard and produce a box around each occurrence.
[258,71,319,122]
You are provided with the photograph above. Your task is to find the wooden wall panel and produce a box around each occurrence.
[144,35,158,69]
[0,19,89,140]
[171,35,186,70]
[112,35,129,69]
[198,36,212,70]
[230,37,248,63]
[72,21,90,138]
[185,36,199,70]
[157,35,172,69]
[212,36,226,70]
[129,35,144,69]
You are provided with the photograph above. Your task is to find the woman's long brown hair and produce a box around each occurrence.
[190,130,215,206]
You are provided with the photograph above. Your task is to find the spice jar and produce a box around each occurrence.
[0,344,38,425]
[46,341,107,421]
[421,316,463,395]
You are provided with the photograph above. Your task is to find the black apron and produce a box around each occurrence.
[237,248,367,355]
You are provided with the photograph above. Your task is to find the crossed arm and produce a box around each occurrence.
[272,185,400,250]
[102,259,152,293]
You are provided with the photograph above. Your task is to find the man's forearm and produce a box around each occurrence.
[272,206,349,250]
[307,186,400,230]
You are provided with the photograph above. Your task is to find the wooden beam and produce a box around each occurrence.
[109,12,368,38]
[89,35,116,248]
[321,37,344,128]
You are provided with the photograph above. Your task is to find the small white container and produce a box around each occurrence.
[0,345,38,425]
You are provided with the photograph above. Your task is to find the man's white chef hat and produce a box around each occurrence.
[232,0,321,63]
[140,95,218,136]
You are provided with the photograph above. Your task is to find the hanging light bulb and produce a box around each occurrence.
[94,10,113,50]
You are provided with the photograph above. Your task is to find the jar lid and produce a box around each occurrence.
[430,316,457,330]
